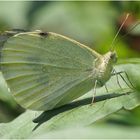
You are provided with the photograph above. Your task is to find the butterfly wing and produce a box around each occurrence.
[0,31,101,111]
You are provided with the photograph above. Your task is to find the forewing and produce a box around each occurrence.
[0,31,100,111]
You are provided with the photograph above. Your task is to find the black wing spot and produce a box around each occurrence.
[39,32,49,37]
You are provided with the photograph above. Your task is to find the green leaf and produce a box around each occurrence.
[0,110,39,139]
[0,59,140,138]
[0,72,13,104]
[31,126,140,139]
[0,72,18,122]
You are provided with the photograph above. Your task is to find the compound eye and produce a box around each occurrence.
[110,53,117,63]
[110,53,115,59]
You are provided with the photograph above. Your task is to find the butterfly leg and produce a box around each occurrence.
[90,80,98,105]
[113,69,123,89]
[118,71,135,89]
[112,70,134,89]
[104,84,109,93]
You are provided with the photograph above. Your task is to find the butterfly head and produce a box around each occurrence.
[103,51,117,64]
[110,51,117,63]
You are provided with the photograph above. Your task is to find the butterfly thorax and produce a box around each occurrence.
[93,51,117,87]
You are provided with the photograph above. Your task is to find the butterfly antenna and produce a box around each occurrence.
[111,20,140,49]
[121,20,140,38]
[110,13,130,51]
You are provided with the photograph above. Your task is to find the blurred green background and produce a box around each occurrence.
[0,1,140,129]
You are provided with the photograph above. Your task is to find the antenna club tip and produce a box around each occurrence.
[110,12,130,51]
[126,13,130,18]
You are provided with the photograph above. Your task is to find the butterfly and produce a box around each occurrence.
[0,14,133,111]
